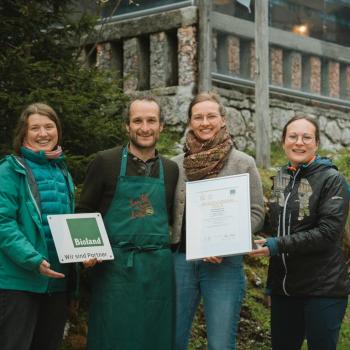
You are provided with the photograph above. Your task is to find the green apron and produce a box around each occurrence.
[87,147,174,350]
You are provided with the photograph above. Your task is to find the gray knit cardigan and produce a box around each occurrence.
[171,148,265,244]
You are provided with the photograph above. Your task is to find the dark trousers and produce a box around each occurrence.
[271,294,348,350]
[0,290,68,350]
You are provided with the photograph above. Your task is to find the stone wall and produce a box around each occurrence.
[216,87,350,151]
[85,6,350,152]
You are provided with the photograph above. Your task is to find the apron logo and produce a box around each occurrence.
[130,193,155,218]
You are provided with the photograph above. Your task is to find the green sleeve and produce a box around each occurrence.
[0,167,45,271]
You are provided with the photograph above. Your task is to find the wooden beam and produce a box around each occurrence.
[198,0,212,92]
[254,0,270,168]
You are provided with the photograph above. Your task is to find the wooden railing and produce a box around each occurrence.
[212,11,350,105]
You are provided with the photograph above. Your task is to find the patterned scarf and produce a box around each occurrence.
[183,126,233,181]
[23,142,63,159]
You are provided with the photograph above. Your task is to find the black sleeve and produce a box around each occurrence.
[163,158,179,225]
[76,153,105,213]
[278,172,349,255]
[77,147,121,215]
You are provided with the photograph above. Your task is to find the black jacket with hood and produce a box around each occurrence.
[266,157,350,297]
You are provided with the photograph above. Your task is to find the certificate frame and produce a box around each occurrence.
[48,213,114,263]
[186,174,252,260]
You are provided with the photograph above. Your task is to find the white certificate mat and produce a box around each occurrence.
[186,174,252,260]
[48,213,114,263]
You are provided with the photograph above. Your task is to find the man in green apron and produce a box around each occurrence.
[78,95,179,350]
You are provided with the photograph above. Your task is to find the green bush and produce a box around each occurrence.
[0,0,127,159]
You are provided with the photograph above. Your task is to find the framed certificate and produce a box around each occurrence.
[48,213,114,263]
[186,174,252,260]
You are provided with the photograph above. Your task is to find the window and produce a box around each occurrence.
[101,0,193,19]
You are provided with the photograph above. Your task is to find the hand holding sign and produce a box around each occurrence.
[83,257,103,268]
[48,213,114,263]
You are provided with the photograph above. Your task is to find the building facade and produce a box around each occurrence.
[81,0,350,151]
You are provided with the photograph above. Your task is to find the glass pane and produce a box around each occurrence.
[269,0,350,47]
[101,0,189,18]
[213,0,255,22]
[213,1,350,47]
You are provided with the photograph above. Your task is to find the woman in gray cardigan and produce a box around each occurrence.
[172,92,264,350]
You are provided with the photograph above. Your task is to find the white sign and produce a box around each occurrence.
[48,213,114,263]
[186,174,252,260]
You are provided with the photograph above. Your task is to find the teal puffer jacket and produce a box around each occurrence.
[0,152,75,293]
[21,147,74,292]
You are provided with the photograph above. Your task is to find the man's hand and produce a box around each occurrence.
[39,260,65,278]
[83,257,102,268]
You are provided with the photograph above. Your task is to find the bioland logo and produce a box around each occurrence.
[67,218,104,248]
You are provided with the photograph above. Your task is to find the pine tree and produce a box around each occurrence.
[0,0,127,161]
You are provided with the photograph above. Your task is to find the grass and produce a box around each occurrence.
[339,303,350,349]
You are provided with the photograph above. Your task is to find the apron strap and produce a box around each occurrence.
[120,146,165,181]
[114,241,169,268]
[159,156,164,181]
[120,146,129,177]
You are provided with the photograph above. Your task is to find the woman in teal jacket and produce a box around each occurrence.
[0,103,75,350]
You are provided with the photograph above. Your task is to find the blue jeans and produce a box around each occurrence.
[271,295,348,350]
[174,252,246,350]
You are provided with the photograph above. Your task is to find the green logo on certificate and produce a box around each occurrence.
[67,218,104,248]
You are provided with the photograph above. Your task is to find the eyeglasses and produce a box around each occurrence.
[191,114,221,123]
[285,133,315,145]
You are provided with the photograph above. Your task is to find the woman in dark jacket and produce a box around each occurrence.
[0,103,75,350]
[251,114,350,350]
